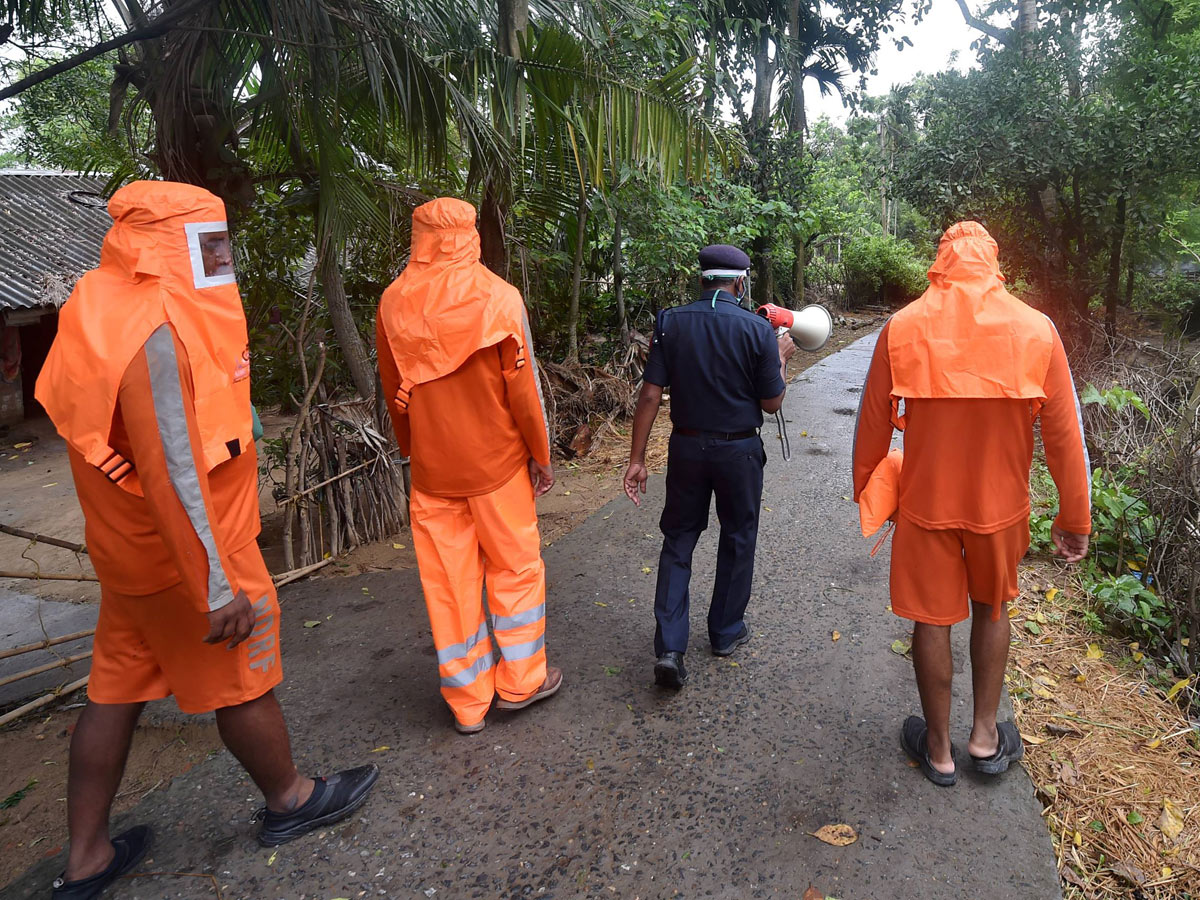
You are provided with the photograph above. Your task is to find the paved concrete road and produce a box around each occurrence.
[0,587,95,707]
[4,332,1060,900]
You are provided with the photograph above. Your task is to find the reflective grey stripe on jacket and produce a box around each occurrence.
[144,325,236,612]
[521,308,551,450]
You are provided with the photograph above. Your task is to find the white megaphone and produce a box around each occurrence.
[757,303,834,352]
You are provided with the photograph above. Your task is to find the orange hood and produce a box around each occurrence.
[887,221,1054,406]
[378,197,531,392]
[35,181,253,493]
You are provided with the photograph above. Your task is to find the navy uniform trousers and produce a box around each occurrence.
[654,431,766,656]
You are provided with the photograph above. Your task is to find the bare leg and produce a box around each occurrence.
[911,622,955,773]
[215,690,314,813]
[64,701,145,880]
[967,600,1011,758]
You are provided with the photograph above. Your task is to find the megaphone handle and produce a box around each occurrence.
[775,410,791,461]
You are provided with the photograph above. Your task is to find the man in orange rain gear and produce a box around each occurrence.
[35,181,378,899]
[852,221,1092,787]
[377,197,562,735]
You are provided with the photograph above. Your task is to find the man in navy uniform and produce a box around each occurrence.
[623,244,794,688]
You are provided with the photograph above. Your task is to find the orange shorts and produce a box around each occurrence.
[88,542,282,713]
[889,517,1030,625]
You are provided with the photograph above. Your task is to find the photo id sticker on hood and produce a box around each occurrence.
[185,221,237,288]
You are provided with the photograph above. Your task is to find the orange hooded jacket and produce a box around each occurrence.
[376,197,551,498]
[853,222,1091,536]
[36,181,260,611]
[36,181,253,493]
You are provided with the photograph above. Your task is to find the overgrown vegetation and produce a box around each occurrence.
[1031,351,1199,713]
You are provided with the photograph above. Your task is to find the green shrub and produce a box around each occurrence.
[841,235,928,307]
[1133,272,1200,333]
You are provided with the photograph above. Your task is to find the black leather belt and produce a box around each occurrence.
[674,427,758,441]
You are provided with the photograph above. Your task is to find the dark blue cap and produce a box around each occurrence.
[698,244,751,275]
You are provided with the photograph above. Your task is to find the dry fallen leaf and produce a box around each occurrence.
[810,824,858,846]
[802,887,824,900]
[1032,686,1054,700]
[303,620,321,628]
[1165,677,1191,702]
[1020,732,1046,745]
[1045,587,1059,602]
[392,542,406,550]
[1045,723,1082,738]
[831,631,841,642]
[1085,643,1104,659]
[890,639,911,656]
[641,566,652,574]
[13,441,31,449]
[1110,862,1147,887]
[1160,799,1185,841]
[370,746,390,753]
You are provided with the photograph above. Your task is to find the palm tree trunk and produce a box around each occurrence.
[787,0,806,306]
[613,209,629,347]
[750,24,775,300]
[567,182,589,362]
[320,243,376,402]
[480,0,530,276]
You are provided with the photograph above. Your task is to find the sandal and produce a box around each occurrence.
[495,667,563,710]
[970,721,1025,775]
[901,715,957,787]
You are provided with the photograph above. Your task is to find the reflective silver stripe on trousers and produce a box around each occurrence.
[144,325,235,613]
[436,621,491,666]
[491,603,545,632]
[440,650,495,688]
[496,634,545,662]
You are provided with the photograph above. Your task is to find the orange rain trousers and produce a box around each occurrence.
[409,466,548,727]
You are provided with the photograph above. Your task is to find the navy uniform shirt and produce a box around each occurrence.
[642,289,785,432]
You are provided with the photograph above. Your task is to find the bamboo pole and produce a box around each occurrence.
[0,524,87,554]
[271,558,333,589]
[0,675,89,727]
[0,651,92,690]
[0,629,95,662]
[280,460,369,504]
[0,570,99,582]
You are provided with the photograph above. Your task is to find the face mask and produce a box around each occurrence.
[737,273,752,308]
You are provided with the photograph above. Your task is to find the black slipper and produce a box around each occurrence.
[970,721,1025,775]
[901,715,957,787]
[52,824,153,899]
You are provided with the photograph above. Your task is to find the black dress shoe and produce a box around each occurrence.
[258,764,380,846]
[52,824,153,899]
[712,627,750,657]
[654,652,688,689]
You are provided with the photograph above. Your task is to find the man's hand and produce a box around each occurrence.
[624,461,649,506]
[529,458,555,498]
[777,332,797,366]
[1051,524,1089,563]
[204,589,255,649]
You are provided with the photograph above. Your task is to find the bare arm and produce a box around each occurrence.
[760,333,796,414]
[624,381,664,505]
